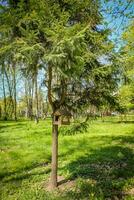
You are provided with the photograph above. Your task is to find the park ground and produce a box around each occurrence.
[0,117,134,200]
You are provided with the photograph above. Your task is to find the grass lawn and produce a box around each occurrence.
[0,117,134,200]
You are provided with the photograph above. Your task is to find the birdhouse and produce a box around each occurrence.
[53,109,72,125]
[53,110,61,125]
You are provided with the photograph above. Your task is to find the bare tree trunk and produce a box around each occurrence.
[47,65,59,188]
[2,68,7,120]
[4,67,14,118]
[0,105,2,119]
[44,97,49,119]
[25,79,29,118]
[12,65,17,121]
[35,72,39,123]
[47,65,66,189]
[29,79,34,120]
[24,78,34,120]
[50,116,58,188]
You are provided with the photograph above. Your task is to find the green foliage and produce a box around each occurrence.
[118,85,134,111]
[121,20,134,80]
[60,120,90,136]
[0,0,120,116]
[118,21,134,111]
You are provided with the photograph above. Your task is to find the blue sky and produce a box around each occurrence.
[101,0,134,50]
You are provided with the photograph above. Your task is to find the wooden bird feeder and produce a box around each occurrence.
[53,109,72,126]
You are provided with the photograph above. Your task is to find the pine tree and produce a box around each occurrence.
[0,0,121,189]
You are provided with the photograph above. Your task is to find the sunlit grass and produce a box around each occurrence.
[0,117,134,199]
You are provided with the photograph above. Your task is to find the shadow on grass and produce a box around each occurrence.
[0,161,51,188]
[3,167,51,183]
[62,145,134,199]
[0,153,51,181]
[112,134,134,144]
[102,120,134,124]
[0,122,27,130]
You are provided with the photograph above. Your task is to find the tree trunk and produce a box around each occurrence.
[35,72,39,123]
[50,117,58,189]
[25,78,33,120]
[0,105,2,119]
[12,64,17,121]
[2,68,7,120]
[4,67,14,118]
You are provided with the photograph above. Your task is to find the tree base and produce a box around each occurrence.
[45,176,74,191]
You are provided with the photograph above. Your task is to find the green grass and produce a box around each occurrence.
[0,118,134,200]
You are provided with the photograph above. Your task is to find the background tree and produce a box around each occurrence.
[118,21,134,113]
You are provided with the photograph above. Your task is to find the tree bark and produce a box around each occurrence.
[50,117,58,188]
[34,71,39,123]
[0,105,2,119]
[47,65,60,189]
[4,67,14,118]
[13,65,17,121]
[25,78,34,120]
[2,68,7,120]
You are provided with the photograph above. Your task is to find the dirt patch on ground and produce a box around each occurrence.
[58,176,75,191]
[45,176,75,192]
[125,188,134,196]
